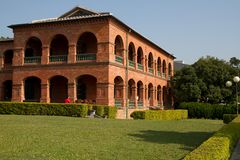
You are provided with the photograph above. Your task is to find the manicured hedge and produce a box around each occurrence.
[184,116,240,160]
[223,114,237,124]
[0,102,117,119]
[130,110,188,120]
[177,102,237,119]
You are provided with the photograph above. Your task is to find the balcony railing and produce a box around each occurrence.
[129,60,135,68]
[128,100,135,109]
[49,55,67,62]
[138,101,143,109]
[115,100,122,108]
[115,55,123,64]
[162,73,166,79]
[137,63,144,71]
[76,53,96,61]
[168,75,171,80]
[24,56,41,64]
[158,71,161,77]
[148,68,154,74]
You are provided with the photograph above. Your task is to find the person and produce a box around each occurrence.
[64,96,70,103]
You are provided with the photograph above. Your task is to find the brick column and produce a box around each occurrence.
[121,49,126,66]
[12,83,24,102]
[68,82,76,103]
[0,54,3,69]
[40,83,50,103]
[134,53,137,70]
[145,55,148,73]
[68,44,76,64]
[41,45,49,64]
[13,48,24,66]
[133,86,137,108]
[144,85,148,107]
[96,83,114,106]
[0,83,3,100]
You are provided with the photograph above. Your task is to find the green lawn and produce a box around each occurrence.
[0,115,223,160]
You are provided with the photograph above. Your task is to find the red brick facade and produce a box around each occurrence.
[0,7,174,109]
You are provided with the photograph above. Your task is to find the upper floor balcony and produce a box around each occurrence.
[1,33,173,80]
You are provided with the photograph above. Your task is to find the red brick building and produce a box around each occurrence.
[0,6,175,109]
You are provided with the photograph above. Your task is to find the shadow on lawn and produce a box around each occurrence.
[129,130,214,151]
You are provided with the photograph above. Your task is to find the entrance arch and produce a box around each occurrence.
[2,80,12,101]
[114,76,124,108]
[24,77,41,102]
[76,75,97,103]
[50,75,68,103]
[148,83,154,106]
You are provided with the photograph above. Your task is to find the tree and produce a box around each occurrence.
[230,57,240,68]
[172,56,237,104]
[172,66,201,103]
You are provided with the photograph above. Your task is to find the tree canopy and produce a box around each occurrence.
[172,56,240,104]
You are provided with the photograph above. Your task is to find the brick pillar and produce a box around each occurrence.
[96,83,114,106]
[134,53,137,70]
[145,56,148,73]
[12,83,24,102]
[123,49,127,66]
[68,82,76,103]
[122,85,126,108]
[0,83,3,100]
[144,85,148,107]
[0,55,3,69]
[41,45,49,64]
[40,83,50,103]
[159,89,163,108]
[97,42,111,63]
[68,44,76,64]
[13,48,24,66]
[133,86,137,108]
[153,87,157,106]
[139,86,144,108]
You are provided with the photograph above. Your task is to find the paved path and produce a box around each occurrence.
[231,140,240,160]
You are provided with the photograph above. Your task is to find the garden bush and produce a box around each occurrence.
[130,110,188,120]
[177,102,236,119]
[184,116,240,160]
[0,102,116,118]
[223,114,237,124]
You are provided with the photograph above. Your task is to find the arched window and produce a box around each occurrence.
[50,34,68,62]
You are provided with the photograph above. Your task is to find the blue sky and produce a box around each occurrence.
[0,0,239,64]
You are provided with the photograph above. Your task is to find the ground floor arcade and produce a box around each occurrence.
[0,76,172,109]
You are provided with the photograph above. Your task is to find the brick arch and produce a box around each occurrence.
[162,60,166,74]
[114,35,124,57]
[1,80,12,101]
[128,42,135,62]
[76,74,97,103]
[49,75,68,103]
[3,49,13,67]
[24,36,42,57]
[148,83,154,106]
[49,34,69,56]
[77,32,98,54]
[24,76,41,102]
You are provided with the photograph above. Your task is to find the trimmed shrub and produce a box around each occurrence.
[104,106,117,119]
[130,110,188,120]
[130,111,145,119]
[223,114,237,124]
[93,105,105,117]
[178,102,237,119]
[0,102,116,118]
[184,116,240,160]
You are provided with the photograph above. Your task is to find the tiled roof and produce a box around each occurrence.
[7,6,175,59]
[31,12,111,24]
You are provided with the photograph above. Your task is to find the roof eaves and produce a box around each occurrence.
[109,15,175,59]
